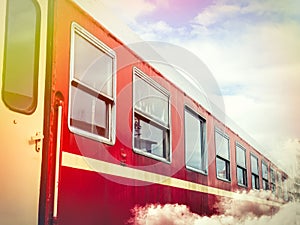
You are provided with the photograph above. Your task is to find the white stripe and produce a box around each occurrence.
[61,151,282,207]
[53,105,63,218]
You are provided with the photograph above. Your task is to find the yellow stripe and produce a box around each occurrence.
[61,151,282,207]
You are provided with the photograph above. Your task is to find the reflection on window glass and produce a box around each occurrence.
[70,87,108,138]
[2,0,40,113]
[184,108,207,173]
[237,167,247,186]
[133,68,170,161]
[252,174,259,190]
[134,116,167,158]
[216,157,227,179]
[69,24,115,143]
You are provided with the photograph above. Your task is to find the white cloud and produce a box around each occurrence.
[129,20,189,42]
[241,0,300,18]
[193,4,241,27]
[129,199,298,225]
[100,0,156,23]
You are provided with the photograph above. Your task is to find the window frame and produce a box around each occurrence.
[250,153,260,190]
[2,0,41,114]
[215,128,231,182]
[261,160,269,190]
[236,142,247,187]
[132,67,171,163]
[68,22,116,145]
[184,105,207,175]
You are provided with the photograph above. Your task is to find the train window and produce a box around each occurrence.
[270,167,276,194]
[133,67,170,162]
[277,172,282,198]
[2,0,40,114]
[250,154,259,190]
[69,23,116,144]
[262,161,269,190]
[184,107,207,174]
[215,130,230,181]
[236,143,247,187]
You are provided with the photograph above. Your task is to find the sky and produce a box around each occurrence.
[101,0,300,174]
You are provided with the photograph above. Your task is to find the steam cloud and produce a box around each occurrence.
[128,190,299,225]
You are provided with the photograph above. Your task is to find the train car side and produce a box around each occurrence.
[0,0,288,224]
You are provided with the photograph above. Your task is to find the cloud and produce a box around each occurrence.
[129,21,191,42]
[100,0,156,23]
[192,4,241,27]
[128,190,298,225]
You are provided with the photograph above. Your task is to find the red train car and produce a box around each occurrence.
[0,0,288,224]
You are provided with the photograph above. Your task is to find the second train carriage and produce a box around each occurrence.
[0,0,289,224]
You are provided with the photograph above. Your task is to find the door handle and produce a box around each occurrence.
[31,132,44,152]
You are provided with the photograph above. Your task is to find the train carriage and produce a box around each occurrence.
[0,0,288,224]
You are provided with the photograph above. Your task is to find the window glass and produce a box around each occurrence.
[237,167,247,186]
[74,33,113,97]
[252,174,259,189]
[134,75,169,125]
[270,168,276,183]
[216,157,229,180]
[277,173,282,186]
[271,183,276,194]
[134,115,168,158]
[215,130,230,181]
[215,131,229,160]
[251,155,259,175]
[133,68,170,161]
[263,180,269,190]
[236,145,246,167]
[70,86,108,138]
[2,0,40,113]
[184,108,206,173]
[69,24,115,143]
[262,161,268,180]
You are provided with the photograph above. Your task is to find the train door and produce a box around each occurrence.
[0,0,48,224]
[47,0,120,223]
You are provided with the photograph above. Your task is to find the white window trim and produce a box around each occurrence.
[132,67,171,163]
[68,22,116,145]
[184,105,207,175]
